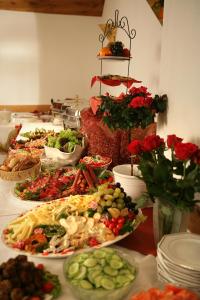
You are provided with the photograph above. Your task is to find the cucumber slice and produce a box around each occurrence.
[70,279,79,286]
[101,277,115,290]
[93,249,107,259]
[68,262,80,278]
[94,275,104,288]
[79,280,93,290]
[99,258,106,267]
[110,254,122,261]
[87,270,102,284]
[109,259,123,270]
[119,269,135,277]
[83,257,97,268]
[102,248,115,255]
[74,265,87,280]
[116,275,131,285]
[92,264,103,272]
[103,266,118,277]
[74,253,90,263]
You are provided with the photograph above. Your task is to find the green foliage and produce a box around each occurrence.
[98,93,167,130]
[137,145,200,211]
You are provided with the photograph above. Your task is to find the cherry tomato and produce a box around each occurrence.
[117,217,125,224]
[111,218,118,223]
[116,223,123,230]
[88,237,99,247]
[108,223,115,230]
[36,263,44,270]
[113,228,119,236]
[42,282,54,293]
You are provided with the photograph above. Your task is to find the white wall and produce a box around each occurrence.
[0,1,162,107]
[0,10,100,107]
[159,0,200,143]
[100,0,162,96]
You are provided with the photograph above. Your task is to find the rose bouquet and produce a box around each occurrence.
[128,134,200,210]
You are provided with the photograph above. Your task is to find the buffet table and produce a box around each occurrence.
[0,118,158,299]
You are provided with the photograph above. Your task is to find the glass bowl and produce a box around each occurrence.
[63,247,138,300]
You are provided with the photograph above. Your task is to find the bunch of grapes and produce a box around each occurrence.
[110,41,124,56]
[96,183,137,213]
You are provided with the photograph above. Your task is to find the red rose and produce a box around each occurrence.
[167,134,183,148]
[174,142,198,161]
[142,135,164,152]
[127,140,142,155]
[129,96,146,108]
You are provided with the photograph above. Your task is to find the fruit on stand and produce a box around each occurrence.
[98,47,112,56]
[98,41,131,57]
[123,48,131,57]
[110,41,124,56]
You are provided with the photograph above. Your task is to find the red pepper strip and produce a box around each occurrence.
[86,165,98,185]
[82,169,94,188]
[71,169,82,189]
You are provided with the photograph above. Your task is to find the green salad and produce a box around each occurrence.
[47,129,83,153]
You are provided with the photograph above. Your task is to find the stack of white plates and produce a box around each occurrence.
[157,232,200,295]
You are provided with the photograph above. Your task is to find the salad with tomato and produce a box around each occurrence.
[131,285,200,300]
[14,167,77,201]
[80,155,112,168]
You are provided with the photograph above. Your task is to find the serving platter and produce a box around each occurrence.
[2,228,130,259]
[2,188,144,258]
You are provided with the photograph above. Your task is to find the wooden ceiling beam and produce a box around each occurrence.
[0,0,105,16]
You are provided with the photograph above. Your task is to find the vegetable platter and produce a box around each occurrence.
[3,183,145,258]
[14,165,114,202]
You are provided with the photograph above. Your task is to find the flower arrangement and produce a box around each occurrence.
[97,86,167,131]
[128,134,200,210]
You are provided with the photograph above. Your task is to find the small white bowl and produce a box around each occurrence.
[44,144,84,166]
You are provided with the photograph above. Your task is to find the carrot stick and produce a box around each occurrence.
[86,165,98,184]
[82,169,94,188]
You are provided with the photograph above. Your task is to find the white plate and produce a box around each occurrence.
[158,233,200,271]
[97,56,131,60]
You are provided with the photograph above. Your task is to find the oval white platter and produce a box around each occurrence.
[2,195,139,259]
[2,230,130,259]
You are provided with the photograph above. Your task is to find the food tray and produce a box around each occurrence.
[0,162,41,181]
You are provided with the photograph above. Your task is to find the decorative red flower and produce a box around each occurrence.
[129,96,146,108]
[127,140,142,155]
[167,134,183,148]
[128,94,153,108]
[142,135,164,152]
[174,142,198,161]
[129,86,151,97]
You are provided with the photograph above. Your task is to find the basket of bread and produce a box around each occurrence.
[0,150,41,181]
